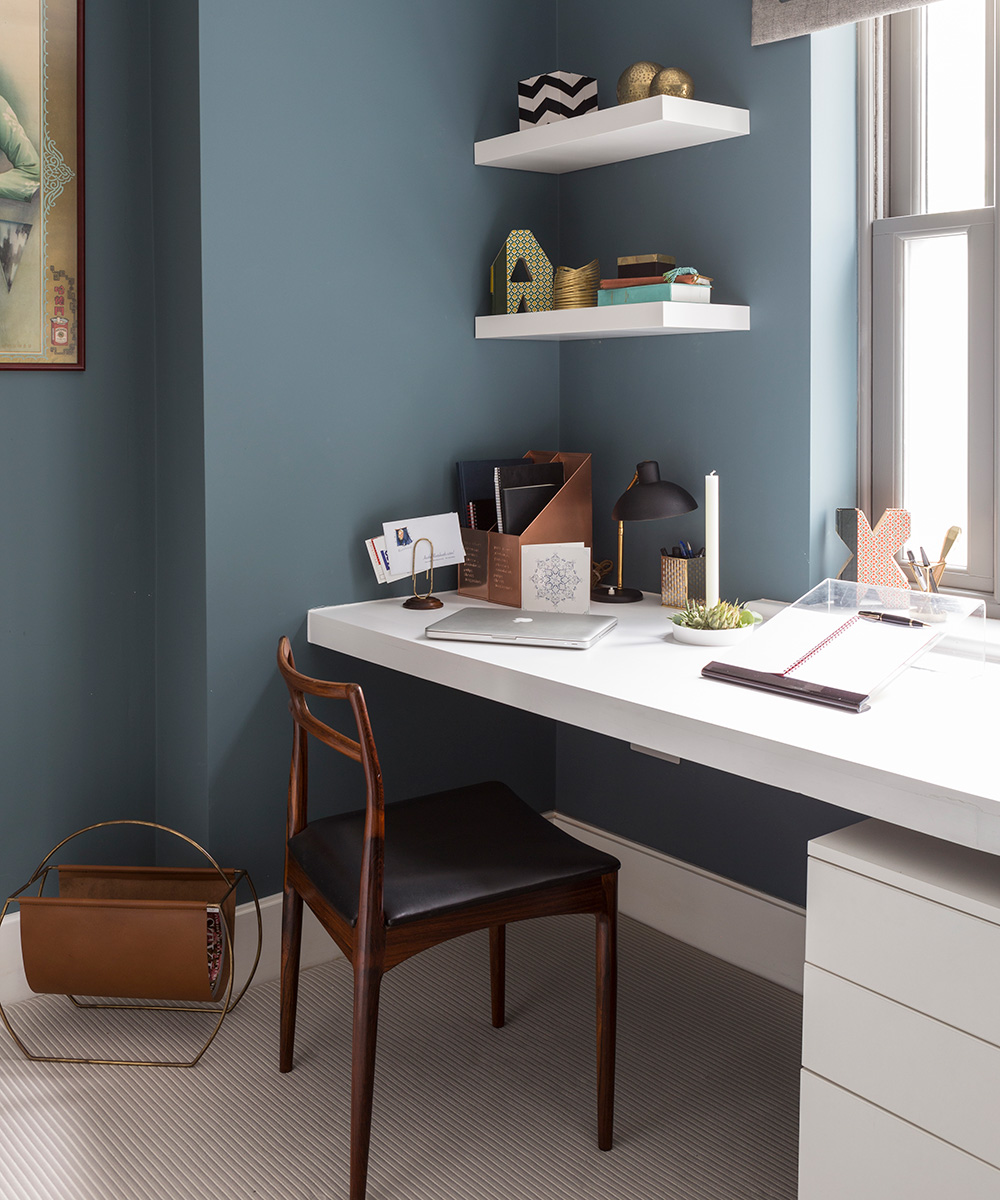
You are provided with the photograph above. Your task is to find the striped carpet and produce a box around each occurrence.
[0,915,801,1199]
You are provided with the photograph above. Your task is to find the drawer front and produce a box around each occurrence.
[798,1070,1000,1200]
[806,857,1000,1044]
[802,964,1000,1167]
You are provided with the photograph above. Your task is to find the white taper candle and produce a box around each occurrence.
[704,471,719,607]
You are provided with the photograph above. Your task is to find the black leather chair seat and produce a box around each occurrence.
[288,780,620,927]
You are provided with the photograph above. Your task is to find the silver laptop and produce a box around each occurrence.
[424,607,618,650]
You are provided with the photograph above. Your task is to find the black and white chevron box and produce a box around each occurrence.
[518,71,598,130]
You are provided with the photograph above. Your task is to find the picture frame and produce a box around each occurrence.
[0,0,84,369]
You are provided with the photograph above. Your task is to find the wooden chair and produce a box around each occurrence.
[277,637,619,1200]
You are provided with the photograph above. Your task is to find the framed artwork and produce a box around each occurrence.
[0,0,83,368]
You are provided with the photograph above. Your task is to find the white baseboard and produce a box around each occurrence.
[547,813,806,993]
[0,816,804,1005]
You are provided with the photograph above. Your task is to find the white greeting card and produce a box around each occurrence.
[520,543,591,612]
[365,536,411,584]
[381,511,466,576]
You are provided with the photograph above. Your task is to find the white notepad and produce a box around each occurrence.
[715,607,942,697]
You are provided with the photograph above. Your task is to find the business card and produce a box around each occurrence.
[381,511,466,577]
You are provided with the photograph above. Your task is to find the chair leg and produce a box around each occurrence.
[279,880,303,1073]
[489,924,506,1028]
[596,872,618,1151]
[350,954,383,1200]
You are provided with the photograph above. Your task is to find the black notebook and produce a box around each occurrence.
[494,462,564,533]
[500,483,558,536]
[456,458,524,529]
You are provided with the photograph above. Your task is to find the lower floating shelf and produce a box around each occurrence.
[475,301,750,341]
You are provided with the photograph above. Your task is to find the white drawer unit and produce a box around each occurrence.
[802,964,1000,1167]
[798,1071,1000,1200]
[799,819,1000,1197]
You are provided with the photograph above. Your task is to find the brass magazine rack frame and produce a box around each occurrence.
[0,820,262,1068]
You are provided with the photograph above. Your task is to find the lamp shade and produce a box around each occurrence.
[612,461,697,522]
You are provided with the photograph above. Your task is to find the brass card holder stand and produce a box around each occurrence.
[402,537,443,610]
[0,820,262,1068]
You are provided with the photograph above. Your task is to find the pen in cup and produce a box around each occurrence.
[906,549,926,591]
[919,545,940,594]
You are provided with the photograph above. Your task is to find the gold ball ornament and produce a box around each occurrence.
[649,67,695,100]
[616,61,664,105]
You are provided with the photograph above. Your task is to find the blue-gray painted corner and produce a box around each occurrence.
[0,0,157,899]
[551,0,861,905]
[193,1,561,892]
[557,0,843,604]
[0,1,861,910]
[151,0,210,854]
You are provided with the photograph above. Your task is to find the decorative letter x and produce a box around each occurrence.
[836,508,911,588]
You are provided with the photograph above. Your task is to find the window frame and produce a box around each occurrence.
[861,4,1000,610]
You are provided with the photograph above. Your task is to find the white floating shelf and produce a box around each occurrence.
[474,94,750,174]
[476,302,750,341]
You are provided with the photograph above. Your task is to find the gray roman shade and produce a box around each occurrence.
[752,0,943,45]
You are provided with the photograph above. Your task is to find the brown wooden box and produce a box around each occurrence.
[617,253,676,278]
[458,451,592,606]
[19,865,238,1002]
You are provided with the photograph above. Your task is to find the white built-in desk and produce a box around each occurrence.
[309,590,1000,1195]
[307,591,999,855]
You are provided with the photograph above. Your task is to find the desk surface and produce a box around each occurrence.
[308,592,999,855]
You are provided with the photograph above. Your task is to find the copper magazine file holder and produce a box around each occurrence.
[458,451,593,607]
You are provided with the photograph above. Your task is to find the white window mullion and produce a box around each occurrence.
[887,8,926,218]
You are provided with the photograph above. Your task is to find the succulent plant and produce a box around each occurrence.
[671,599,760,631]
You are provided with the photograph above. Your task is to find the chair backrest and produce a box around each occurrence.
[276,637,385,927]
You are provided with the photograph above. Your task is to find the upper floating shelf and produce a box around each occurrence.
[474,94,750,174]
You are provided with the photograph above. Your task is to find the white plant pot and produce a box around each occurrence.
[670,623,756,647]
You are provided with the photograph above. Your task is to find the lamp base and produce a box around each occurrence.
[591,584,644,604]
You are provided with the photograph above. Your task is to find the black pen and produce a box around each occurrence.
[906,549,925,590]
[859,610,928,628]
[919,545,940,594]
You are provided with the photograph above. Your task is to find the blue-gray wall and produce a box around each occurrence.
[550,1,862,904]
[191,0,563,892]
[0,0,157,890]
[1,0,862,909]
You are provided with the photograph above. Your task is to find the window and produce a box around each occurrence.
[865,0,997,601]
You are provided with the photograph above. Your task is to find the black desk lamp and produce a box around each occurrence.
[592,460,697,603]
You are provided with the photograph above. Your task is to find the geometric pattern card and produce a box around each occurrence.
[836,507,910,588]
[521,543,590,612]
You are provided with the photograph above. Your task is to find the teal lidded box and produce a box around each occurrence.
[598,282,710,306]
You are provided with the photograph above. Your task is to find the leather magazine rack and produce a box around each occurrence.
[0,820,262,1068]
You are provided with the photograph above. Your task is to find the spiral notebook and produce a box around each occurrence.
[702,603,946,712]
